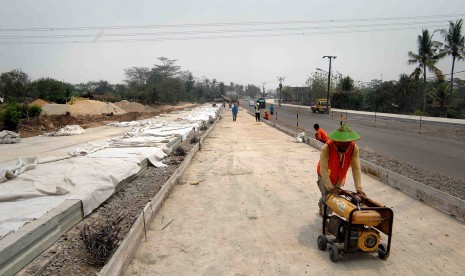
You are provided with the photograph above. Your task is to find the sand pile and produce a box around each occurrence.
[41,104,72,115]
[29,98,53,107]
[114,100,155,113]
[70,100,126,115]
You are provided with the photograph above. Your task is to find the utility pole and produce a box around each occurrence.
[277,77,285,107]
[262,82,266,98]
[323,56,336,114]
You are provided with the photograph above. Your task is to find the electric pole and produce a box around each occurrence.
[277,77,285,107]
[323,56,336,114]
[262,82,266,98]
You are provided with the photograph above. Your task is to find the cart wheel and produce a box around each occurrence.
[378,243,389,259]
[317,235,327,251]
[329,244,339,262]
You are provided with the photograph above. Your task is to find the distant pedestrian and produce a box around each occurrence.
[314,123,328,144]
[264,110,270,120]
[232,104,238,121]
[254,103,261,122]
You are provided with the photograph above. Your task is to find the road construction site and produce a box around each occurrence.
[1,104,465,275]
[122,108,464,275]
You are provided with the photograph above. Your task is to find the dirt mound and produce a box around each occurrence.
[41,104,72,115]
[114,100,155,113]
[16,103,202,138]
[29,98,54,107]
[70,100,126,115]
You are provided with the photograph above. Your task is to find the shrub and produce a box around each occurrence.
[412,109,428,116]
[27,105,42,117]
[446,109,460,119]
[0,103,22,130]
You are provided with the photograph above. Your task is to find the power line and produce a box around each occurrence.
[0,19,453,40]
[0,13,463,32]
[0,23,449,45]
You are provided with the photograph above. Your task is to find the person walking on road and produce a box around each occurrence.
[314,123,328,144]
[316,124,366,215]
[254,103,261,122]
[232,104,238,122]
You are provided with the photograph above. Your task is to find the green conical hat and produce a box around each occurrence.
[328,124,361,142]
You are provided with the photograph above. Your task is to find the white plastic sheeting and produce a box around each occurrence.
[0,130,21,144]
[44,125,85,136]
[0,104,219,238]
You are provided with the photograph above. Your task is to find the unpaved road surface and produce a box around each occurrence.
[125,109,465,275]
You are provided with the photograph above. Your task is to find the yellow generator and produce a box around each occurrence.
[317,189,393,262]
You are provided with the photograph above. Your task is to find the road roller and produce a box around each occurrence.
[317,189,393,262]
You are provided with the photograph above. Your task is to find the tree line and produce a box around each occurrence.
[0,57,264,106]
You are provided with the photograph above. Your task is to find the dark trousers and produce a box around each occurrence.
[255,113,260,121]
[232,112,237,121]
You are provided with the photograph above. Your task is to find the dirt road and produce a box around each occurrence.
[125,108,465,275]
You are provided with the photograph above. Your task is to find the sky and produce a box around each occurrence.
[1,0,465,90]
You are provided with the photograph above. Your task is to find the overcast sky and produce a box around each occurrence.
[1,0,465,90]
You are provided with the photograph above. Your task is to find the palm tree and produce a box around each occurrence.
[408,29,446,114]
[440,19,465,115]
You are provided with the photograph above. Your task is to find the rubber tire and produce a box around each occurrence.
[317,235,327,251]
[329,244,339,262]
[378,243,389,259]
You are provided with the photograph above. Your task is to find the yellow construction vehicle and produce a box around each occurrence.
[317,189,393,262]
[311,98,331,113]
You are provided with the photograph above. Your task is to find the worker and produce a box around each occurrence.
[313,123,328,144]
[264,110,270,120]
[254,103,261,122]
[232,104,238,122]
[316,124,366,216]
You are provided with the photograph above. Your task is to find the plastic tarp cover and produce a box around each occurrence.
[0,130,21,144]
[0,104,218,238]
[44,125,85,136]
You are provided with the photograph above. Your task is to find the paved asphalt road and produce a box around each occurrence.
[242,101,465,181]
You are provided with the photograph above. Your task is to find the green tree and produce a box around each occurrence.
[282,86,293,101]
[440,19,465,113]
[0,69,30,103]
[29,78,71,103]
[408,29,446,114]
[397,74,415,112]
[428,79,449,117]
[124,67,150,91]
[157,78,185,104]
[338,76,354,92]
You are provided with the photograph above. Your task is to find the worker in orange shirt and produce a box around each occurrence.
[264,110,271,120]
[314,123,328,144]
[316,124,366,216]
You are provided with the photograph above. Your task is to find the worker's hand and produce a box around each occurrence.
[329,187,341,195]
[356,190,366,197]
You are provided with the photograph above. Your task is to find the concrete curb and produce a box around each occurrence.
[99,114,220,276]
[247,110,465,221]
